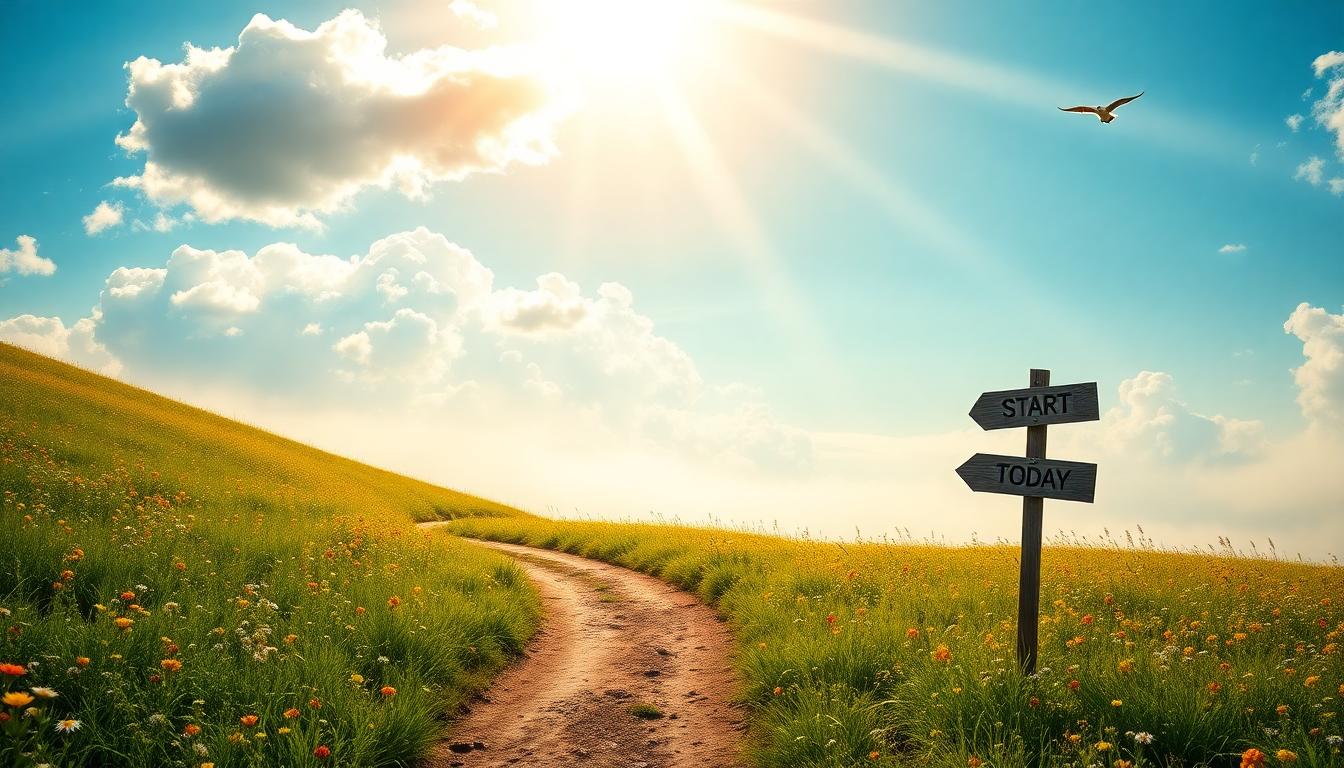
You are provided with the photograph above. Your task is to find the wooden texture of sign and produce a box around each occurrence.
[955,452,1098,503]
[969,382,1099,431]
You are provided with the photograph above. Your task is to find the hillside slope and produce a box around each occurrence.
[0,343,535,767]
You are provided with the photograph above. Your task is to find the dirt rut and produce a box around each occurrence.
[421,533,746,768]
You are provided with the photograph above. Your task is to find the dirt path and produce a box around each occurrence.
[420,527,746,768]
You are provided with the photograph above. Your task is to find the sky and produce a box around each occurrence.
[2,1,1342,559]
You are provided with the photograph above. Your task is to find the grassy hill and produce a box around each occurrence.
[0,343,536,767]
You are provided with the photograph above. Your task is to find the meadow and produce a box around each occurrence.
[442,515,1344,768]
[0,344,538,767]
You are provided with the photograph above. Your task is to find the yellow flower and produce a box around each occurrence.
[114,617,134,630]
[1276,750,1298,763]
[1117,659,1135,673]
[1303,675,1320,688]
[278,727,292,735]
[350,673,365,684]
[1111,699,1123,707]
[1095,741,1112,752]
[4,691,36,707]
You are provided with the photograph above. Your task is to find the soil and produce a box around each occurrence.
[419,533,746,768]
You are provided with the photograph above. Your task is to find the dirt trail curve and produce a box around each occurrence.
[419,524,746,768]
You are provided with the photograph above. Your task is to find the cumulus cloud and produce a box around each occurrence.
[112,10,566,228]
[1312,50,1344,158]
[0,315,121,375]
[1217,243,1246,254]
[0,235,56,277]
[2,228,802,470]
[1284,302,1344,428]
[83,201,125,235]
[1330,178,1344,196]
[1295,155,1326,186]
[1102,371,1264,462]
[1286,113,1304,132]
[449,0,498,29]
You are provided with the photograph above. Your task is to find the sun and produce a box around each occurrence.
[532,0,722,92]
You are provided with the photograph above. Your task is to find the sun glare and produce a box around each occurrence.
[534,0,720,91]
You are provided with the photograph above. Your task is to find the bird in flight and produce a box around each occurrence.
[1059,92,1144,123]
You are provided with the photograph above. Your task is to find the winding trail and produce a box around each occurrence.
[420,525,746,768]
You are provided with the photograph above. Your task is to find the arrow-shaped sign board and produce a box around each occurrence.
[969,382,1099,431]
[956,453,1097,503]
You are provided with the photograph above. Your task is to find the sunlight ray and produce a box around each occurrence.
[656,80,846,391]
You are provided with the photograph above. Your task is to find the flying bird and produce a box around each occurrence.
[1059,92,1144,123]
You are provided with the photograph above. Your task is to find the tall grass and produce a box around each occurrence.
[444,516,1344,767]
[0,345,539,767]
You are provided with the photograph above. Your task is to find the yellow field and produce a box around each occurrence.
[444,516,1344,767]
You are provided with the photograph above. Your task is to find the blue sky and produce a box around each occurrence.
[2,1,1342,555]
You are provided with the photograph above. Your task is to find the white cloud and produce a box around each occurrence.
[1218,243,1246,254]
[449,0,498,29]
[1295,155,1325,186]
[1330,178,1344,196]
[301,322,323,336]
[0,315,121,375]
[1286,113,1304,132]
[1311,50,1344,158]
[112,10,566,228]
[1101,371,1264,462]
[487,272,590,334]
[1284,302,1344,429]
[0,235,56,277]
[83,201,125,235]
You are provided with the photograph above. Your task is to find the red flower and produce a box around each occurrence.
[0,663,26,677]
[314,744,331,759]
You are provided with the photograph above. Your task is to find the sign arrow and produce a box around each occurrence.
[968,382,1099,431]
[955,453,1097,503]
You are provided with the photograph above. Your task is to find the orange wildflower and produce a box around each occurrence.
[161,659,182,672]
[380,686,396,697]
[387,596,401,609]
[1241,748,1266,768]
[931,644,952,663]
[0,663,25,677]
[283,708,300,719]
[239,714,259,727]
[183,723,201,737]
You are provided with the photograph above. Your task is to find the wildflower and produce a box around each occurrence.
[308,698,322,709]
[161,659,182,673]
[1117,659,1135,673]
[1068,679,1081,691]
[387,596,401,609]
[1276,705,1289,716]
[0,663,26,676]
[931,644,952,663]
[1028,696,1040,708]
[350,673,365,684]
[120,591,135,601]
[278,727,292,734]
[1304,676,1320,688]
[200,764,214,768]
[30,687,58,699]
[236,599,250,609]
[239,714,259,727]
[284,707,300,719]
[1207,681,1223,694]
[1111,699,1123,707]
[174,561,186,571]
[1095,741,1112,752]
[1116,761,1133,768]
[968,757,982,767]
[380,686,396,697]
[283,634,298,645]
[772,686,783,696]
[1133,732,1154,745]
[1276,750,1297,763]
[1325,735,1342,747]
[906,628,919,639]
[4,692,35,707]
[75,657,90,667]
[54,718,82,733]
[314,744,331,759]
[1081,615,1094,625]
[114,617,134,631]
[1242,748,1267,768]
[184,723,201,736]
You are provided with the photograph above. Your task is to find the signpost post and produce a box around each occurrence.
[956,369,1099,675]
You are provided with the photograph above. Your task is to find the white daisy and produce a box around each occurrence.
[54,718,82,733]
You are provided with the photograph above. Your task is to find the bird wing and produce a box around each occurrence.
[1105,92,1144,111]
[1059,105,1101,115]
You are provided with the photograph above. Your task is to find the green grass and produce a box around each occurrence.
[443,516,1344,767]
[629,702,664,719]
[0,344,540,767]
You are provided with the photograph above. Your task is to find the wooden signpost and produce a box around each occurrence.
[956,369,1099,674]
